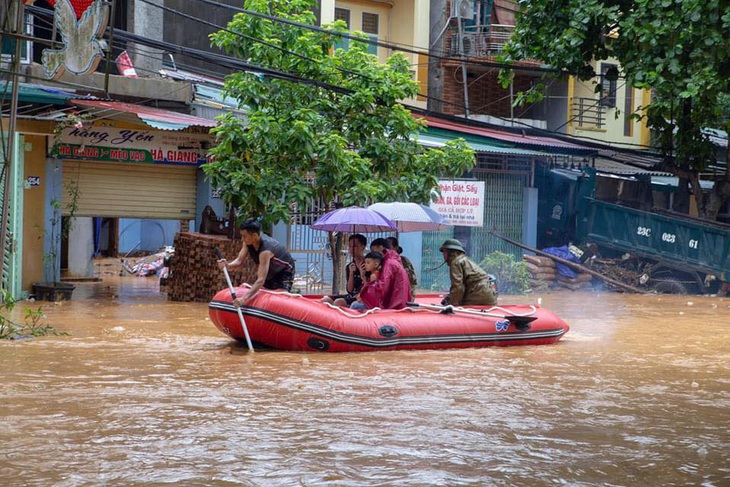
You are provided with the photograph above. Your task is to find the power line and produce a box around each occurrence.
[128,0,553,117]
[135,0,373,83]
[151,0,561,76]
[15,4,659,152]
[18,5,471,114]
[25,4,356,96]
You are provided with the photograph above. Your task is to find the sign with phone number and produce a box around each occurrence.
[430,180,485,227]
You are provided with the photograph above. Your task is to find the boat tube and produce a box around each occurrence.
[209,286,569,352]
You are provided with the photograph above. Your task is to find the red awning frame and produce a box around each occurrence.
[72,99,217,131]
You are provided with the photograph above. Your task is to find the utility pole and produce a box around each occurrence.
[455,4,470,119]
[0,0,24,288]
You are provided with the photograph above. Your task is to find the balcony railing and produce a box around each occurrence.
[448,24,515,57]
[572,97,606,129]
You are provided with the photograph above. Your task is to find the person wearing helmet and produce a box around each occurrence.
[439,238,496,306]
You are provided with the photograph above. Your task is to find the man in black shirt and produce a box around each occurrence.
[217,218,295,306]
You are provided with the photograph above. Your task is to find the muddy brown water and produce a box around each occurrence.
[1,275,728,486]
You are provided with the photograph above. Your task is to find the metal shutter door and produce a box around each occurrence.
[62,161,196,219]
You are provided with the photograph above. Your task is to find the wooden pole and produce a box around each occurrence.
[489,231,649,294]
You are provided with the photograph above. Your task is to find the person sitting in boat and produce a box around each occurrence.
[386,236,417,300]
[364,238,412,309]
[322,234,368,307]
[350,251,383,311]
[439,238,497,306]
[217,217,296,306]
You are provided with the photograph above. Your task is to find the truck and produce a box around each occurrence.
[536,165,730,294]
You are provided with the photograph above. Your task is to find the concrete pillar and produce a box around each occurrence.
[320,0,336,25]
[130,0,164,74]
[68,217,95,277]
[428,0,449,113]
[523,187,538,249]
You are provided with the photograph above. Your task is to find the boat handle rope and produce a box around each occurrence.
[221,285,537,319]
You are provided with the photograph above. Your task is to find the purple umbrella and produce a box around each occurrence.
[311,206,397,233]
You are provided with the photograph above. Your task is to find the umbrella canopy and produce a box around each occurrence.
[311,206,397,233]
[367,202,451,232]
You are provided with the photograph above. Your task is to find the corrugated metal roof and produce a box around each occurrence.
[1,82,76,104]
[192,102,247,122]
[422,115,598,156]
[72,99,216,131]
[418,133,548,156]
[595,148,664,170]
[593,157,673,176]
[192,84,247,122]
[193,84,236,106]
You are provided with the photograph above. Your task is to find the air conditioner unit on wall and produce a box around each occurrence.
[451,0,475,19]
[450,33,481,57]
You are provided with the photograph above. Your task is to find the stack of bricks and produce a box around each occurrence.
[167,232,256,302]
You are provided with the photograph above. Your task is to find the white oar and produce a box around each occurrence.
[215,248,254,352]
[408,302,537,330]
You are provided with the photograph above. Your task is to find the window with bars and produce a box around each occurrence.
[334,7,351,27]
[361,12,379,56]
[623,86,634,137]
[600,63,618,108]
[1,13,32,64]
[334,8,351,51]
[361,13,379,34]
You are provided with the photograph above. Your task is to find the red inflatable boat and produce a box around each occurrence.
[208,286,569,352]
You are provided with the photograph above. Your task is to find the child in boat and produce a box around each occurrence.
[349,251,383,311]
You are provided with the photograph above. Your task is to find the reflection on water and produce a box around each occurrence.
[1,276,728,486]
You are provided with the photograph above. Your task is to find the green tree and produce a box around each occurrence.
[501,0,730,219]
[204,0,473,292]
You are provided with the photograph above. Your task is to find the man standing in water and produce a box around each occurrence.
[217,218,295,306]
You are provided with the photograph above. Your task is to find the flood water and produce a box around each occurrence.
[1,274,728,486]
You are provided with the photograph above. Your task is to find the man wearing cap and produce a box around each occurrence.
[439,238,496,306]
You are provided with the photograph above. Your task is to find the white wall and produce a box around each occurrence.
[68,217,95,277]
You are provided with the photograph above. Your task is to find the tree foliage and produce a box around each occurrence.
[501,0,730,219]
[204,0,474,225]
[479,251,533,295]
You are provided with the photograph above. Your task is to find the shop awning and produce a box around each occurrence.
[419,129,549,156]
[72,99,217,131]
[0,82,76,104]
[422,115,598,157]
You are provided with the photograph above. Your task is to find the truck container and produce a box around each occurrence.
[537,166,730,294]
